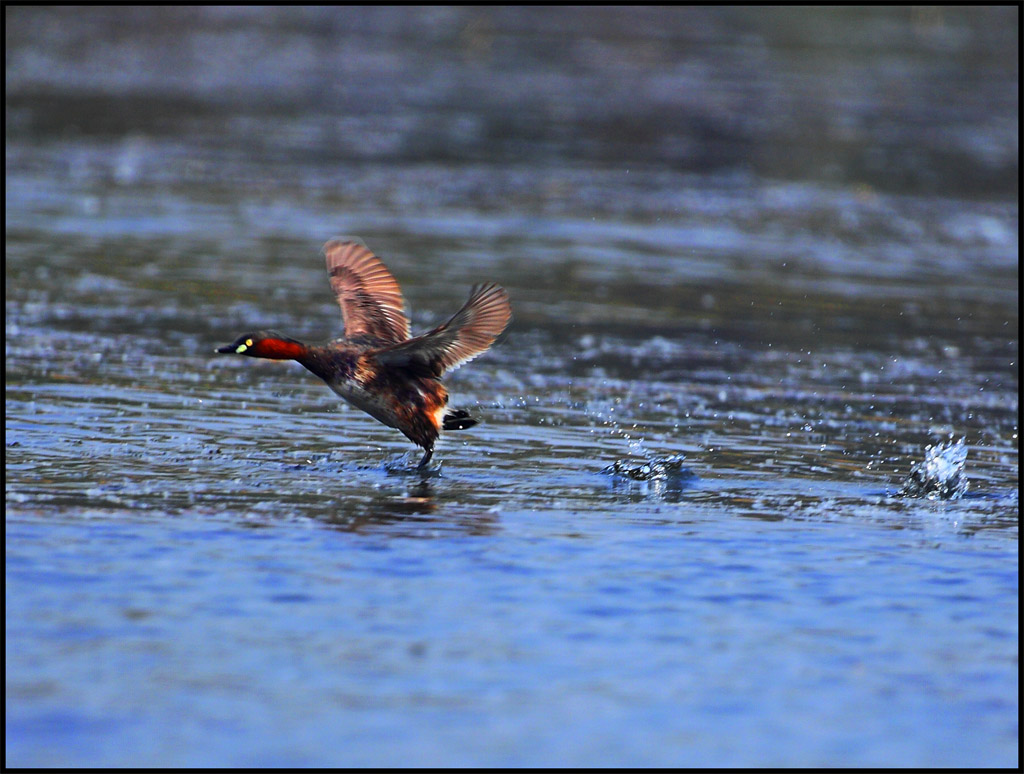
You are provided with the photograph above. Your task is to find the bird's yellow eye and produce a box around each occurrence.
[245,339,253,347]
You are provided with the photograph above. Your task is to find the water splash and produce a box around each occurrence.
[372,452,443,476]
[899,436,969,500]
[600,452,696,504]
[601,453,689,482]
[586,390,695,491]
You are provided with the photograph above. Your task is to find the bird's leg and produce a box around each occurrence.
[417,446,434,469]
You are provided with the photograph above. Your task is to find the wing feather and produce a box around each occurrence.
[324,239,410,344]
[374,283,511,376]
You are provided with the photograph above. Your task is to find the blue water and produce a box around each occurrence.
[6,6,1018,767]
[6,492,1017,767]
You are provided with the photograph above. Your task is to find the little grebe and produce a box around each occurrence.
[216,239,512,468]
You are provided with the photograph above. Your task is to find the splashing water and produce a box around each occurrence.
[585,392,694,488]
[899,436,970,500]
[601,453,690,482]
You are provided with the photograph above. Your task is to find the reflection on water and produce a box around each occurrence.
[5,6,1018,769]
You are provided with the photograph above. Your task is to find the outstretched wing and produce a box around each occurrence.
[374,283,511,376]
[324,239,411,344]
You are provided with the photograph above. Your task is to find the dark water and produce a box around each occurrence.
[5,7,1018,767]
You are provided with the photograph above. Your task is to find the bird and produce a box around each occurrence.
[216,239,511,468]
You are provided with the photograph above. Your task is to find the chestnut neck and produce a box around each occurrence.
[251,336,309,360]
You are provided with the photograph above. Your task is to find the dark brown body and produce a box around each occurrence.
[297,339,449,453]
[216,240,511,467]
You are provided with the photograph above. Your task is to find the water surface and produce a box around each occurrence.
[6,7,1018,767]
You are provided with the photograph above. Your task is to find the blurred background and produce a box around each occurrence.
[6,6,1018,338]
[7,6,1018,193]
[6,6,1018,768]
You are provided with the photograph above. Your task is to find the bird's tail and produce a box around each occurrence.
[443,409,478,431]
